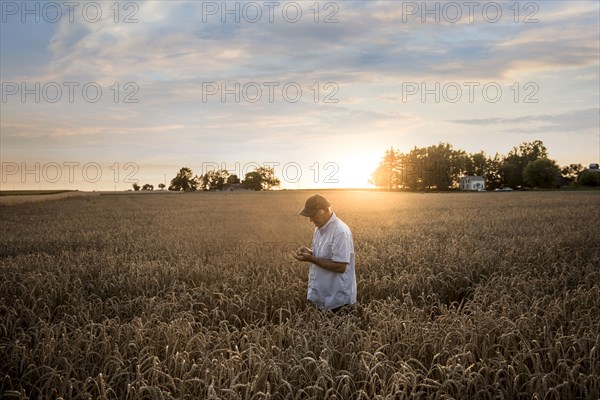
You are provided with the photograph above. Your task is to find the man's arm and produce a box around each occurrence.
[292,248,347,273]
[308,255,347,273]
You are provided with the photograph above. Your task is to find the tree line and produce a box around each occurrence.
[158,166,281,192]
[370,140,598,191]
[133,166,280,192]
[132,167,281,192]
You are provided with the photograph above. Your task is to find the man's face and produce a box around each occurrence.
[309,208,329,228]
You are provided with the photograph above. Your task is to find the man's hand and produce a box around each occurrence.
[292,246,312,262]
[291,246,347,273]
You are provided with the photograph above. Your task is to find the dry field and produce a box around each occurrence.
[0,191,95,207]
[1,190,599,399]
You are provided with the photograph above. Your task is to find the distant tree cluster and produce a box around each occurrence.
[371,140,590,191]
[132,183,164,191]
[168,166,280,192]
[577,167,600,187]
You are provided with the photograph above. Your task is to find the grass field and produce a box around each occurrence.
[0,191,90,207]
[0,190,77,196]
[1,191,599,399]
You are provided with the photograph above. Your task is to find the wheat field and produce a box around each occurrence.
[1,190,599,399]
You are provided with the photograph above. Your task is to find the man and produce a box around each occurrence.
[292,194,356,312]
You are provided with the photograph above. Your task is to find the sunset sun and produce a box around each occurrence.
[338,152,382,189]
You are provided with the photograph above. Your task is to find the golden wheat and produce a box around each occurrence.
[1,190,599,399]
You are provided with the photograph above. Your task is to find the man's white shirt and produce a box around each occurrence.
[308,213,357,309]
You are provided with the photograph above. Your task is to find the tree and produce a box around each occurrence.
[241,167,280,191]
[501,140,548,188]
[523,158,560,189]
[142,184,154,191]
[457,150,502,190]
[420,143,464,190]
[370,148,400,190]
[256,167,280,190]
[158,183,166,190]
[199,169,229,191]
[401,147,424,190]
[370,164,396,190]
[484,153,503,190]
[370,139,554,191]
[371,144,470,191]
[223,174,240,190]
[226,174,240,185]
[241,171,263,191]
[401,143,463,190]
[561,164,584,184]
[169,167,198,191]
[132,183,140,191]
[577,168,600,187]
[463,151,488,177]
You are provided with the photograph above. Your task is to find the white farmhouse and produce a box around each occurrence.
[460,176,486,191]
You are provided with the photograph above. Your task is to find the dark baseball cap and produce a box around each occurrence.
[299,194,330,217]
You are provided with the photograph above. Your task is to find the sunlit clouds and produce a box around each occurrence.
[1,1,598,190]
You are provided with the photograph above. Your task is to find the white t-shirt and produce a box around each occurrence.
[308,213,357,309]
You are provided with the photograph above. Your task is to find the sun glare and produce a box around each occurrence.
[338,152,382,188]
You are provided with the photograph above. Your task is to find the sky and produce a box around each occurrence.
[1,0,599,190]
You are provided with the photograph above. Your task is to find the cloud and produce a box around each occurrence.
[448,107,600,135]
[1,0,598,189]
[3,0,594,89]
